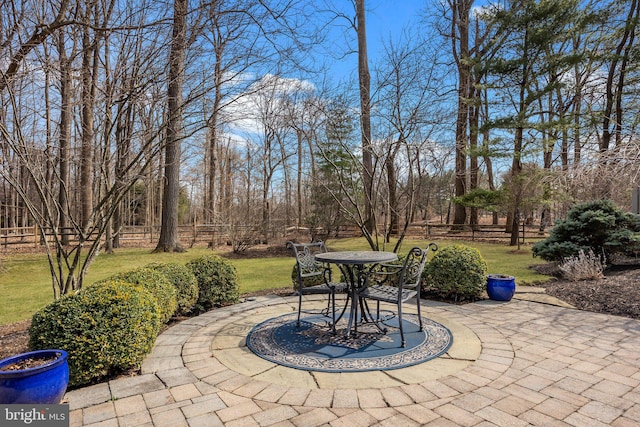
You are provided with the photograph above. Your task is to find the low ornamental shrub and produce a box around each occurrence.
[105,267,177,323]
[558,249,605,281]
[186,255,239,312]
[532,199,640,262]
[424,244,488,302]
[29,280,161,388]
[146,262,199,316]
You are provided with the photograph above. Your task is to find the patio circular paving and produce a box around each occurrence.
[206,297,493,388]
[63,293,640,426]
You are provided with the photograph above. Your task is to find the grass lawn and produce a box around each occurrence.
[0,238,551,325]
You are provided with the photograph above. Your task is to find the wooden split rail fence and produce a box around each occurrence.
[1,222,547,250]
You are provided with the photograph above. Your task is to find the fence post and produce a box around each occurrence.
[193,223,197,244]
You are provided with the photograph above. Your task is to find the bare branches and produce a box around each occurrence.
[0,0,72,92]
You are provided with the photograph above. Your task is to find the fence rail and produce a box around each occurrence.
[1,222,548,251]
[1,226,39,248]
[0,225,229,249]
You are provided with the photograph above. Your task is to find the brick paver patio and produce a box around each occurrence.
[65,293,640,426]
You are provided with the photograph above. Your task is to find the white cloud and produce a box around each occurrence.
[223,73,317,138]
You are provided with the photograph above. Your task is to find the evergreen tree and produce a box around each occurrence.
[310,96,360,237]
[484,0,584,245]
[532,200,640,262]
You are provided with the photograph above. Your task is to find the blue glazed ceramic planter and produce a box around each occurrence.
[486,274,516,301]
[0,350,69,404]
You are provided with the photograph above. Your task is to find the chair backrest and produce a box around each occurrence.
[398,243,438,294]
[287,241,328,288]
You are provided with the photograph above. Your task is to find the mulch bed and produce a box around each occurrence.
[0,320,31,361]
[540,267,640,319]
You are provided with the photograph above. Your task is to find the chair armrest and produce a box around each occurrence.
[368,263,402,287]
[378,263,402,272]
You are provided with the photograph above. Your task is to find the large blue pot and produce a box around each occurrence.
[486,274,516,301]
[0,350,69,404]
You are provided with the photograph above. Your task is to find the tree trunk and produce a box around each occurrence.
[102,38,114,254]
[280,135,291,226]
[356,0,374,234]
[480,87,498,225]
[206,46,223,227]
[155,0,187,253]
[510,93,526,245]
[451,0,471,227]
[57,33,71,249]
[601,0,639,153]
[113,103,133,248]
[573,87,582,165]
[469,86,479,228]
[297,129,303,227]
[262,183,270,243]
[206,123,217,225]
[80,12,96,230]
[508,18,532,246]
[614,14,636,147]
[224,142,232,219]
[386,156,398,236]
[43,42,54,232]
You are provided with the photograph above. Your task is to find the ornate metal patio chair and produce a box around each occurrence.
[287,241,347,333]
[359,243,438,347]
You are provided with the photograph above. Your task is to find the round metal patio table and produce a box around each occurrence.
[315,251,398,338]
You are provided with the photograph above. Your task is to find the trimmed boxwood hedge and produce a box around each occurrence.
[186,255,238,312]
[424,244,488,302]
[145,262,198,316]
[29,280,161,388]
[104,267,177,323]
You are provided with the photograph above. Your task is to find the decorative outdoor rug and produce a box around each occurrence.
[246,312,453,372]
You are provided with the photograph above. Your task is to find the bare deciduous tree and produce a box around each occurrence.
[601,0,640,153]
[375,33,441,242]
[156,0,188,253]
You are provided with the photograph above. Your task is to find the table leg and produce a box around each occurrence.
[335,264,356,338]
[352,264,369,336]
[348,264,369,337]
[335,262,388,338]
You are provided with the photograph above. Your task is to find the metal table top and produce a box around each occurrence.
[315,251,397,265]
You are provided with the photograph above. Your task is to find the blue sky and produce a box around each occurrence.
[367,0,423,41]
[326,0,425,82]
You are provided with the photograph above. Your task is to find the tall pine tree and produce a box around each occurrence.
[484,0,582,245]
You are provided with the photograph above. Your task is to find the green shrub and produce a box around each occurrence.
[186,255,239,312]
[532,199,640,262]
[29,280,161,387]
[424,244,488,301]
[146,262,198,316]
[105,267,177,323]
[291,263,327,289]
